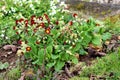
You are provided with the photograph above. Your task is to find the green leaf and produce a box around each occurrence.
[28,36,36,44]
[3,62,9,69]
[38,49,44,65]
[47,61,56,68]
[51,29,60,39]
[0,62,9,70]
[29,43,37,54]
[72,42,81,52]
[92,34,102,46]
[46,45,53,54]
[32,59,39,65]
[60,52,69,61]
[72,57,78,64]
[102,32,111,41]
[79,48,87,55]
[51,54,59,59]
[55,61,65,71]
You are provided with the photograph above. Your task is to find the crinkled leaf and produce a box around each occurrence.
[46,45,53,54]
[92,34,102,46]
[38,49,44,65]
[79,49,87,55]
[51,54,59,59]
[47,61,56,68]
[55,61,65,71]
[72,57,78,64]
[102,32,111,41]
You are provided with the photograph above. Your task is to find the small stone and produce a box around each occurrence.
[4,55,7,57]
[105,40,110,45]
[118,36,120,40]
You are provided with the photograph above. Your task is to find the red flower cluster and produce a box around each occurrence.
[13,14,53,35]
[31,15,36,25]
[15,18,29,27]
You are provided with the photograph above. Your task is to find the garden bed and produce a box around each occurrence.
[0,0,120,80]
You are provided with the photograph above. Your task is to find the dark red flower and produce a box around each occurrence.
[26,46,31,51]
[45,28,50,34]
[24,20,28,27]
[69,21,73,26]
[31,15,36,20]
[44,14,50,23]
[40,22,45,28]
[16,32,19,35]
[47,19,50,23]
[19,18,24,22]
[16,20,19,25]
[33,28,37,33]
[44,14,48,18]
[31,20,36,25]
[46,27,51,30]
[13,26,16,30]
[36,40,40,44]
[56,21,59,25]
[73,13,77,18]
[18,40,22,45]
[38,16,43,21]
[31,15,36,25]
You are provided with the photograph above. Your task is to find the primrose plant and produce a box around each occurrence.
[12,0,110,79]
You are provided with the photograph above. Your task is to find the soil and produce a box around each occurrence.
[0,48,17,63]
[0,47,18,73]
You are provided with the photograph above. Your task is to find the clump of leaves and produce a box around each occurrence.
[0,62,9,70]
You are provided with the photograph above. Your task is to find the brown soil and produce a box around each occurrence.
[0,48,17,63]
[0,47,18,73]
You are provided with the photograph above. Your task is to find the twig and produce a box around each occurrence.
[64,64,72,78]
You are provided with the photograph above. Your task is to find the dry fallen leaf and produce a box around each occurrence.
[105,40,110,45]
[89,44,102,51]
[3,45,17,52]
[25,69,35,77]
[74,53,79,59]
[95,52,106,56]
[18,72,25,80]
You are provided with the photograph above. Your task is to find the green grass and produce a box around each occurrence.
[70,48,120,80]
[0,67,21,80]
